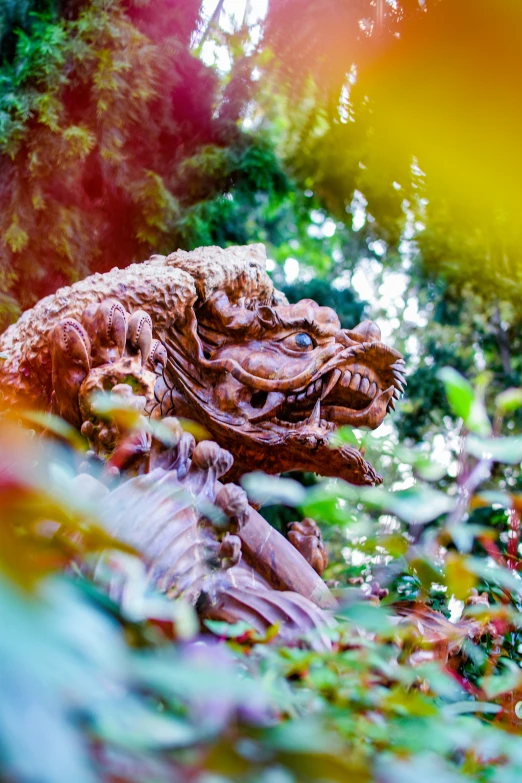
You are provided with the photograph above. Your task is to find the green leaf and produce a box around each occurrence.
[473,490,513,508]
[330,426,361,448]
[496,387,522,414]
[241,472,306,507]
[437,367,491,435]
[383,685,437,717]
[444,552,478,599]
[20,410,87,452]
[176,417,210,442]
[204,619,254,638]
[409,556,445,590]
[337,602,396,635]
[467,434,522,464]
[481,659,522,699]
[467,557,522,598]
[93,700,199,750]
[360,484,455,525]
[302,481,361,525]
[437,367,474,418]
[442,701,502,716]
[376,752,481,783]
[304,480,454,525]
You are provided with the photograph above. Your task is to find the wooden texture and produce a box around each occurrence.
[0,243,406,642]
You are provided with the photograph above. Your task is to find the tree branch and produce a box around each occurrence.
[491,301,512,377]
[200,0,226,45]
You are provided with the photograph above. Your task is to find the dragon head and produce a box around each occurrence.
[158,258,405,486]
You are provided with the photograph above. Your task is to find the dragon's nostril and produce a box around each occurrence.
[251,390,268,409]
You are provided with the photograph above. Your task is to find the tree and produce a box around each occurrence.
[0,0,295,326]
[257,0,522,446]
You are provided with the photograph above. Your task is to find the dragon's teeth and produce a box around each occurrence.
[350,372,362,391]
[321,368,342,400]
[368,381,377,398]
[340,370,352,388]
[360,377,370,395]
[308,398,321,425]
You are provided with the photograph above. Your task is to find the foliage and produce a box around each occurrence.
[3,374,522,780]
[264,0,522,294]
[259,0,522,446]
[0,0,307,327]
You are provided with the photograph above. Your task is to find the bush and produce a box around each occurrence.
[2,368,522,781]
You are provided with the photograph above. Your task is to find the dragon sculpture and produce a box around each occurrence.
[0,244,407,647]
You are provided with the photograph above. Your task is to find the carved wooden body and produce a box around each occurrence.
[86,442,335,650]
[0,244,405,643]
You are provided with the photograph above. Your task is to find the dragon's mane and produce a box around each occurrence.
[0,244,276,405]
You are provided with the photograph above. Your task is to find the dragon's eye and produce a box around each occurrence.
[284,332,315,351]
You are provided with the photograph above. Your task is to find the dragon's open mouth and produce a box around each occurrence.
[250,357,406,433]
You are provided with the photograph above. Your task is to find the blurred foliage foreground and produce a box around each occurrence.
[3,372,522,782]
